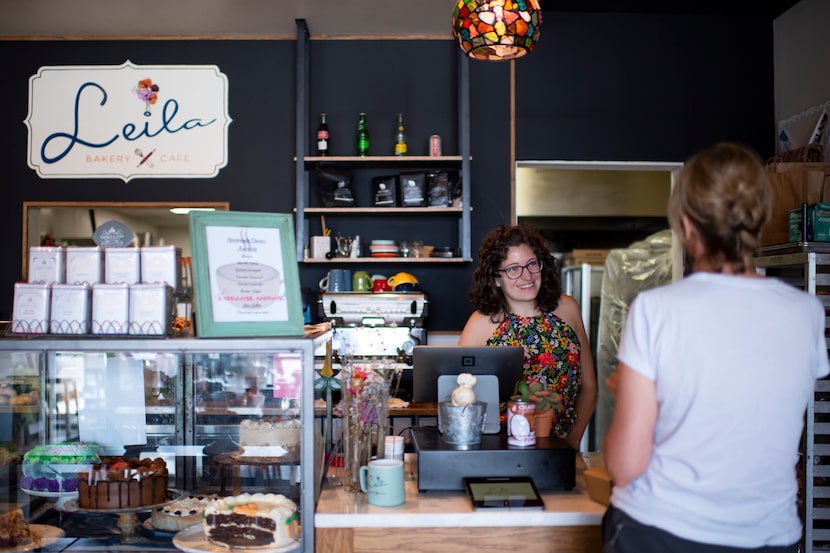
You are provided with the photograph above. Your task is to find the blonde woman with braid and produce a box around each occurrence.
[603,142,829,553]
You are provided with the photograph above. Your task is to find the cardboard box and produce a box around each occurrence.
[761,162,830,246]
[583,466,612,506]
[788,208,805,242]
[571,249,611,266]
[789,203,830,242]
[814,202,830,241]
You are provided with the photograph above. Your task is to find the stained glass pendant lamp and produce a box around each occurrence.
[451,0,542,61]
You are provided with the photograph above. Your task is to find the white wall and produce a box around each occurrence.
[774,0,830,151]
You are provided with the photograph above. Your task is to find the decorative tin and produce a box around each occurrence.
[66,246,104,286]
[105,247,141,285]
[11,283,51,334]
[28,246,65,285]
[507,399,536,447]
[92,282,130,335]
[50,283,92,335]
[140,246,182,293]
[129,283,173,336]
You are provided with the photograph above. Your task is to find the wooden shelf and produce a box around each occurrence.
[299,155,464,164]
[302,256,467,264]
[301,206,464,214]
[294,27,471,262]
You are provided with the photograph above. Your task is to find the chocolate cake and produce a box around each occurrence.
[77,457,168,509]
[203,493,298,549]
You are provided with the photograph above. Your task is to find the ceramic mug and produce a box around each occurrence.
[371,277,392,293]
[387,272,418,288]
[359,459,405,507]
[353,271,372,292]
[319,269,352,292]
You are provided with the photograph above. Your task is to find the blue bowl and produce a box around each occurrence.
[393,283,420,292]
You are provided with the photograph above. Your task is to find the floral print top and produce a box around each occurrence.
[487,312,582,439]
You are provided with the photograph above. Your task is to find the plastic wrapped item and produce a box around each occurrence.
[316,164,355,207]
[594,230,673,447]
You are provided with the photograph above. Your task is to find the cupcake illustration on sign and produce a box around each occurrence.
[216,262,283,310]
[135,78,160,116]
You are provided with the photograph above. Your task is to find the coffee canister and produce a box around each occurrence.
[507,399,536,447]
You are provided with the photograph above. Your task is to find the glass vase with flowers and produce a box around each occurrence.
[338,362,391,492]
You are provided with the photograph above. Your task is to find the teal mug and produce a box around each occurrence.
[359,459,405,507]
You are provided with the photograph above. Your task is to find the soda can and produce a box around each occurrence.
[507,399,536,447]
[429,135,442,157]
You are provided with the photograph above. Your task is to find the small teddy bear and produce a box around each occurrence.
[451,372,477,407]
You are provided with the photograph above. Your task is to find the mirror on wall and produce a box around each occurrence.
[22,201,229,279]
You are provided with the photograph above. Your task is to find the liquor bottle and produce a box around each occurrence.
[316,112,329,156]
[357,113,369,156]
[394,113,407,156]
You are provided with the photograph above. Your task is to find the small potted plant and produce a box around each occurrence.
[513,379,561,438]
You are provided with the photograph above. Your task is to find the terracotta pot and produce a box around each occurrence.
[534,408,554,438]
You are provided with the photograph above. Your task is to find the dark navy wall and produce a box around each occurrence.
[0,12,777,331]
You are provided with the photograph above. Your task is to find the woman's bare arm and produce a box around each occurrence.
[603,362,656,487]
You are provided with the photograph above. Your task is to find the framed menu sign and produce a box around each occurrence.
[189,211,304,337]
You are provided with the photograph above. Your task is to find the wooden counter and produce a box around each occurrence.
[314,454,605,553]
[315,401,439,419]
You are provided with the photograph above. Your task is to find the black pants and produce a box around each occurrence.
[602,504,798,553]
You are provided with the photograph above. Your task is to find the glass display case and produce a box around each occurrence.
[0,331,329,552]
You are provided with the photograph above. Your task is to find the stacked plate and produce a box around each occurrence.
[369,240,398,258]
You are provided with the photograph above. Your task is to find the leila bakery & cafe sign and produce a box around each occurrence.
[26,61,231,182]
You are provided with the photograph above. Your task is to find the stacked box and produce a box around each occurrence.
[66,246,104,285]
[814,203,830,241]
[105,247,141,284]
[788,203,830,242]
[29,247,65,285]
[11,283,50,334]
[92,283,130,334]
[50,283,92,334]
[129,283,173,336]
[140,246,182,293]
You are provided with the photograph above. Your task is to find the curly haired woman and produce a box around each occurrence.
[459,223,597,449]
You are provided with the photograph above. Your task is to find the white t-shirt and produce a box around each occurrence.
[612,272,829,547]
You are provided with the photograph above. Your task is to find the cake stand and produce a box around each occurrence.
[20,488,78,511]
[214,450,298,495]
[61,489,184,543]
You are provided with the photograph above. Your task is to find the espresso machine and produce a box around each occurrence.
[315,291,428,399]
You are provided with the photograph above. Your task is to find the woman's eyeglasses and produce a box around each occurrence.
[496,259,543,280]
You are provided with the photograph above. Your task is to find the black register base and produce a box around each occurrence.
[409,426,576,492]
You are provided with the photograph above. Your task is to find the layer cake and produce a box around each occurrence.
[77,457,168,509]
[203,492,298,549]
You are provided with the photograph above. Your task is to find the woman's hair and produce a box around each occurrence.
[669,142,771,273]
[469,224,561,318]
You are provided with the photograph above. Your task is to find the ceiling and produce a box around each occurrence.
[0,0,804,39]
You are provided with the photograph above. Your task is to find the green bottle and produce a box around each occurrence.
[357,113,369,156]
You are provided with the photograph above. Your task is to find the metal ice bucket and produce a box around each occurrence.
[439,401,487,445]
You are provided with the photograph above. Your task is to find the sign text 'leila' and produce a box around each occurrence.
[26,61,232,182]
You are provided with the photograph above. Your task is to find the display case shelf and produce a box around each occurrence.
[0,331,330,553]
